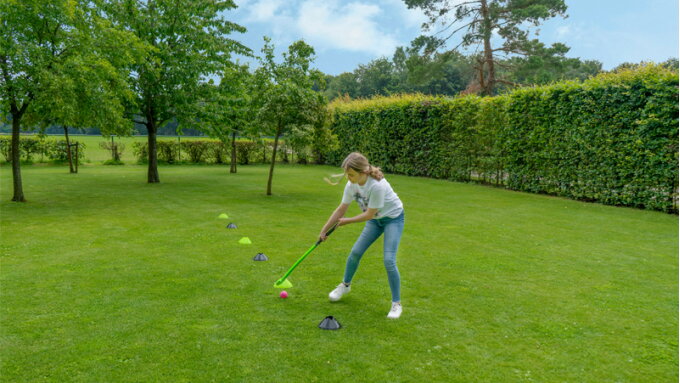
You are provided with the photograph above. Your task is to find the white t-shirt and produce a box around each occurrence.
[342,176,403,219]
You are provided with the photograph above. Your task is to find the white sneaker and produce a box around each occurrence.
[387,302,402,319]
[328,283,350,302]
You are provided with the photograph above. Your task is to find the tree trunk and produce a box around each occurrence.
[146,119,160,183]
[480,0,496,96]
[230,131,237,173]
[75,143,79,173]
[477,57,486,93]
[64,126,75,173]
[10,110,25,202]
[266,122,282,196]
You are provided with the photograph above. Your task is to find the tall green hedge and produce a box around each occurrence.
[327,65,678,213]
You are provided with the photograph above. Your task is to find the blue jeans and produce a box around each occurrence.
[343,210,405,302]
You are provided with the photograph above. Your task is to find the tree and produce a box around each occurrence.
[252,38,327,195]
[0,0,141,201]
[323,38,475,101]
[324,72,359,100]
[354,58,398,98]
[661,58,679,72]
[104,0,250,183]
[310,107,338,165]
[613,58,679,73]
[393,37,474,95]
[36,5,144,173]
[501,43,602,86]
[200,63,252,173]
[404,0,568,95]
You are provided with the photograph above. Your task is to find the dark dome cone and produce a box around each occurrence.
[318,316,341,330]
[226,223,237,229]
[253,253,268,261]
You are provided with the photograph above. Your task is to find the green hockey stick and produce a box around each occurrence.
[273,222,339,288]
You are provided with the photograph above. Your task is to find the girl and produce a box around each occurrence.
[319,152,405,319]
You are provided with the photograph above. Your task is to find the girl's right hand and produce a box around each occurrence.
[319,232,328,242]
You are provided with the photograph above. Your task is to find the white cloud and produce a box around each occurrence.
[296,1,400,56]
[237,0,417,56]
[556,25,571,38]
[552,23,591,48]
[242,0,286,23]
[378,0,427,28]
[239,0,298,44]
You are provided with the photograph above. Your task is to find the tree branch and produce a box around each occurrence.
[162,2,181,50]
[450,1,482,9]
[494,61,514,69]
[19,94,32,115]
[496,78,519,87]
[444,19,481,45]
[492,47,527,56]
[493,19,515,29]
[159,116,174,129]
[435,6,478,35]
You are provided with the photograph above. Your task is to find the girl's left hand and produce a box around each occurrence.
[337,218,349,226]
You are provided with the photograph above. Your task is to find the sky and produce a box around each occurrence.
[228,0,679,75]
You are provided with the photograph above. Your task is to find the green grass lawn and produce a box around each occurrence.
[1,163,677,382]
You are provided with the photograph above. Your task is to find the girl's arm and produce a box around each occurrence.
[319,203,350,241]
[339,208,378,226]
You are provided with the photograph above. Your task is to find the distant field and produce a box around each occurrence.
[0,134,218,163]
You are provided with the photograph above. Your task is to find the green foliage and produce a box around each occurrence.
[253,38,327,136]
[131,142,149,164]
[0,136,86,163]
[102,159,124,165]
[0,136,11,162]
[105,0,250,130]
[157,141,179,163]
[44,140,86,164]
[613,58,679,73]
[103,0,250,181]
[181,141,211,163]
[99,141,126,162]
[310,108,338,165]
[502,65,679,211]
[324,50,476,100]
[0,0,143,131]
[252,37,328,194]
[132,140,183,164]
[209,141,228,164]
[0,0,145,199]
[286,124,313,164]
[130,139,284,165]
[326,65,679,212]
[198,63,254,169]
[404,0,569,95]
[502,46,603,88]
[323,44,606,100]
[236,140,259,165]
[18,136,43,162]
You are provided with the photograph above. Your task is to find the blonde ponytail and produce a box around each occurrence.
[324,152,385,185]
[368,165,384,181]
